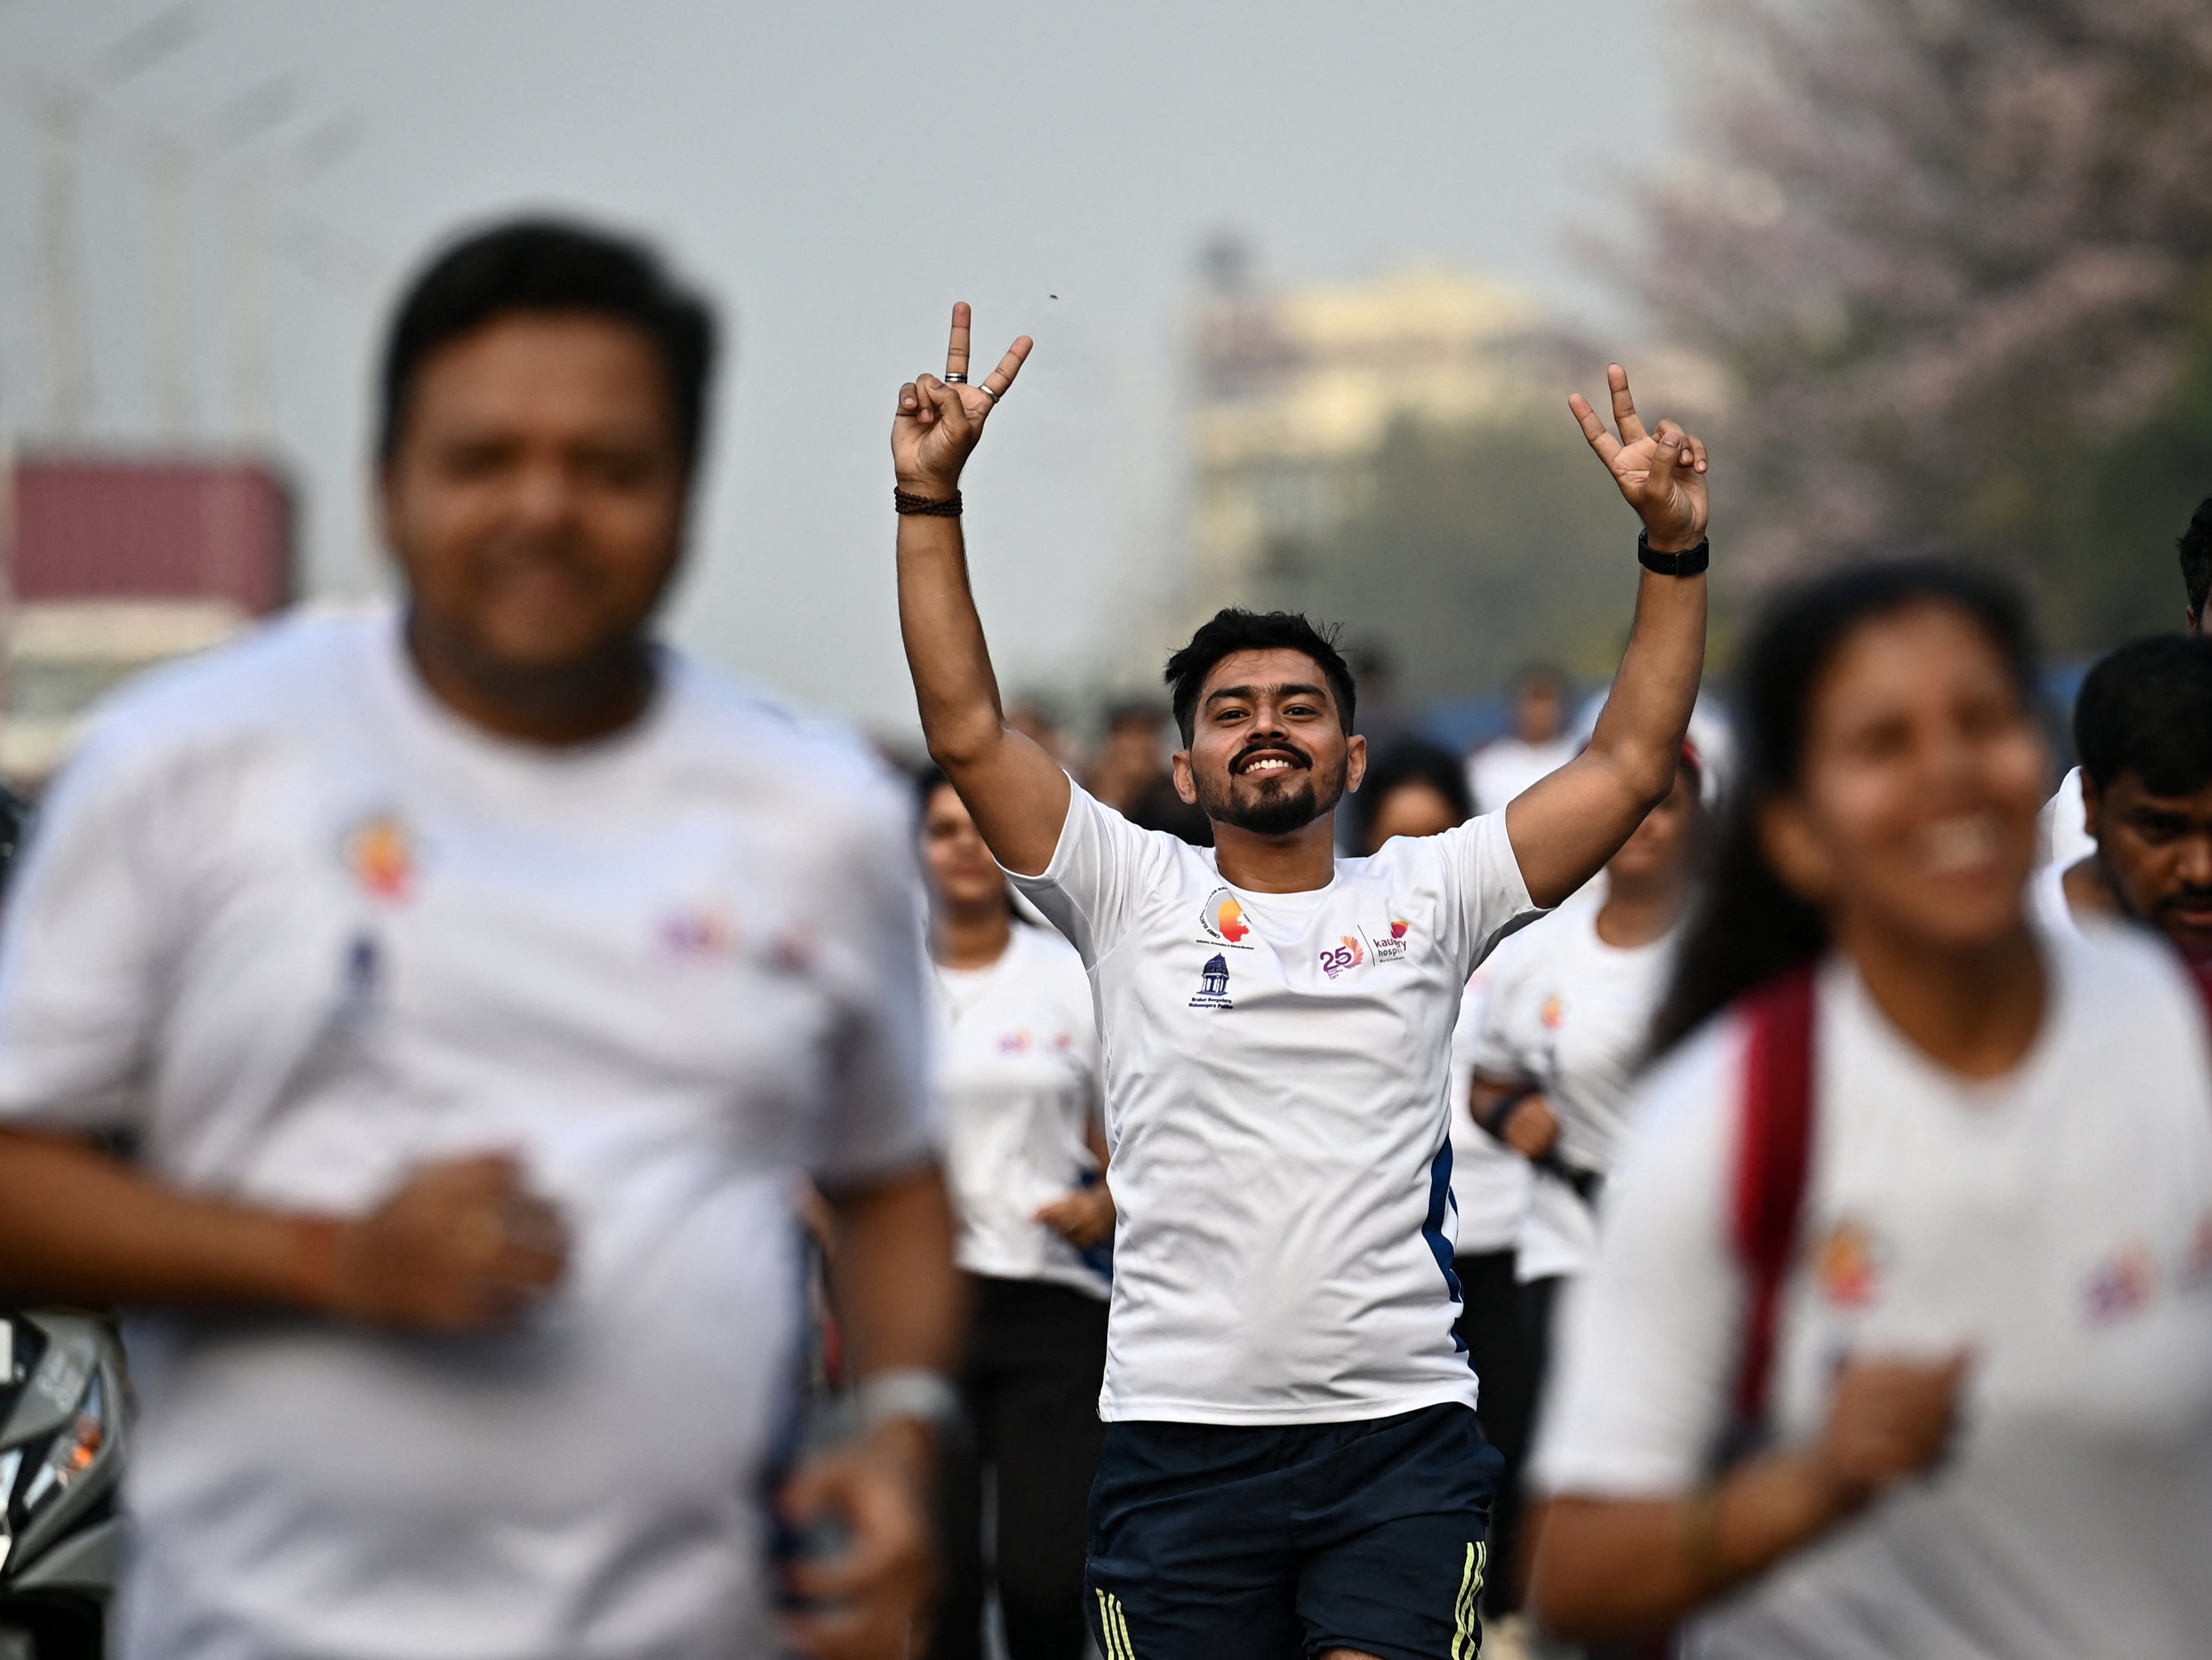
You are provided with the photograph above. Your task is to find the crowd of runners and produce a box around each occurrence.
[1,213,2210,1660]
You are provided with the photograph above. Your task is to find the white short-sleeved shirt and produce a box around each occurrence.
[1473,901,1674,1282]
[2042,765,2095,870]
[1447,966,1534,1257]
[1011,782,1541,1425]
[1536,926,2212,1660]
[0,610,932,1660]
[931,923,1107,1297]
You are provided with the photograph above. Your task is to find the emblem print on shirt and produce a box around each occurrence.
[342,813,416,903]
[2084,1242,2158,1325]
[658,904,738,961]
[1198,886,1255,949]
[1189,953,1234,1009]
[1371,918,1411,963]
[1318,934,1366,979]
[1814,1219,1884,1309]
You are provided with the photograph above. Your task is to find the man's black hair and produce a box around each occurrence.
[2180,495,2212,624]
[1162,609,1356,745]
[377,217,717,476]
[2075,634,2212,797]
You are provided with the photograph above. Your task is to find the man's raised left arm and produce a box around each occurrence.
[1507,364,1709,909]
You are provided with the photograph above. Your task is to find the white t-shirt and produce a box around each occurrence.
[1447,965,1534,1256]
[0,610,932,1660]
[2041,765,2095,869]
[2029,857,2083,941]
[1012,783,1541,1424]
[931,923,1107,1298]
[1536,926,2212,1660]
[1465,734,1579,816]
[1473,900,1674,1282]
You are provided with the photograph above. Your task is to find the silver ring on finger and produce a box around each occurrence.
[978,384,1000,402]
[944,372,968,384]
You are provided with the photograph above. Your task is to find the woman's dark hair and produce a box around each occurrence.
[378,217,718,476]
[1650,559,2039,1054]
[1163,609,1356,745]
[1350,739,1474,854]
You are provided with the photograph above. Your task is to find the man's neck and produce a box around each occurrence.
[406,612,654,747]
[933,903,1014,970]
[1210,813,1340,893]
[1834,911,2046,1080]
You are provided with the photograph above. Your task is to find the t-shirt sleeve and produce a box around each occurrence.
[1006,781,1171,968]
[1430,808,1543,981]
[0,723,181,1133]
[1531,1026,1748,1497]
[810,772,939,1190]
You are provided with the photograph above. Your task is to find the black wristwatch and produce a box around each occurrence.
[1638,529,1710,577]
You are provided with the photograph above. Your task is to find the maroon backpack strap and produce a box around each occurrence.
[1729,964,1819,1427]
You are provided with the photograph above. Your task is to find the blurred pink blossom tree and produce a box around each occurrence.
[1639,0,2212,647]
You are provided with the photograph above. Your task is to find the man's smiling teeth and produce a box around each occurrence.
[1244,757,1293,774]
[1921,814,2002,875]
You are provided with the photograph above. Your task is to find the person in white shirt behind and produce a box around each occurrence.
[1529,560,2212,1659]
[0,219,959,1660]
[891,301,1711,1660]
[1467,665,1580,817]
[2041,491,2212,869]
[1465,739,1705,1617]
[2035,633,2212,958]
[915,768,1113,1660]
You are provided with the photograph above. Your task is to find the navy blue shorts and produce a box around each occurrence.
[1085,1403,1502,1660]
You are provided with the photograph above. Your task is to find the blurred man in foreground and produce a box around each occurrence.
[0,220,957,1660]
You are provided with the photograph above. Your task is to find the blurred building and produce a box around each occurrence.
[2,456,293,782]
[1186,259,1551,621]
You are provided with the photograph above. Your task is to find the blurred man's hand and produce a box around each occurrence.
[780,1421,937,1660]
[327,1153,569,1329]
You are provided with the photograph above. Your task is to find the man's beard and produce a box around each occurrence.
[1193,747,1347,835]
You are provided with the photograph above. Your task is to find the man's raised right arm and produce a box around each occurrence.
[893,303,1068,878]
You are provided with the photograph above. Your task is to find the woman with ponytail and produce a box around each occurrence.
[1527,561,2212,1658]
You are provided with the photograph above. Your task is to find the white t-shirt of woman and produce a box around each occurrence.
[1472,899,1674,1282]
[1536,923,2212,1660]
[930,923,1107,1297]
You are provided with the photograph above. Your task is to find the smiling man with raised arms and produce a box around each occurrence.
[890,306,1710,1660]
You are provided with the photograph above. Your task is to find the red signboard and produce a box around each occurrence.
[10,456,293,615]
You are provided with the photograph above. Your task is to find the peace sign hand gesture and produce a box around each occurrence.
[1569,364,1710,552]
[894,302,1033,500]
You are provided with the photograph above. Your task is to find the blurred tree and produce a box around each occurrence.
[1636,0,2212,650]
[1252,413,1642,702]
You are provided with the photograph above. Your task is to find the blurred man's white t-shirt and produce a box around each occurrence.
[0,610,932,1660]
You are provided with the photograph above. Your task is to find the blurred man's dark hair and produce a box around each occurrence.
[2075,634,2212,796]
[2179,495,2212,629]
[1350,739,1474,852]
[1163,610,1355,745]
[378,217,718,476]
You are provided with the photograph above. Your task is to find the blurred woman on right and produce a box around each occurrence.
[1528,561,2212,1659]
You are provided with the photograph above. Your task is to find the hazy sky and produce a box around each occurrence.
[0,1,1671,734]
